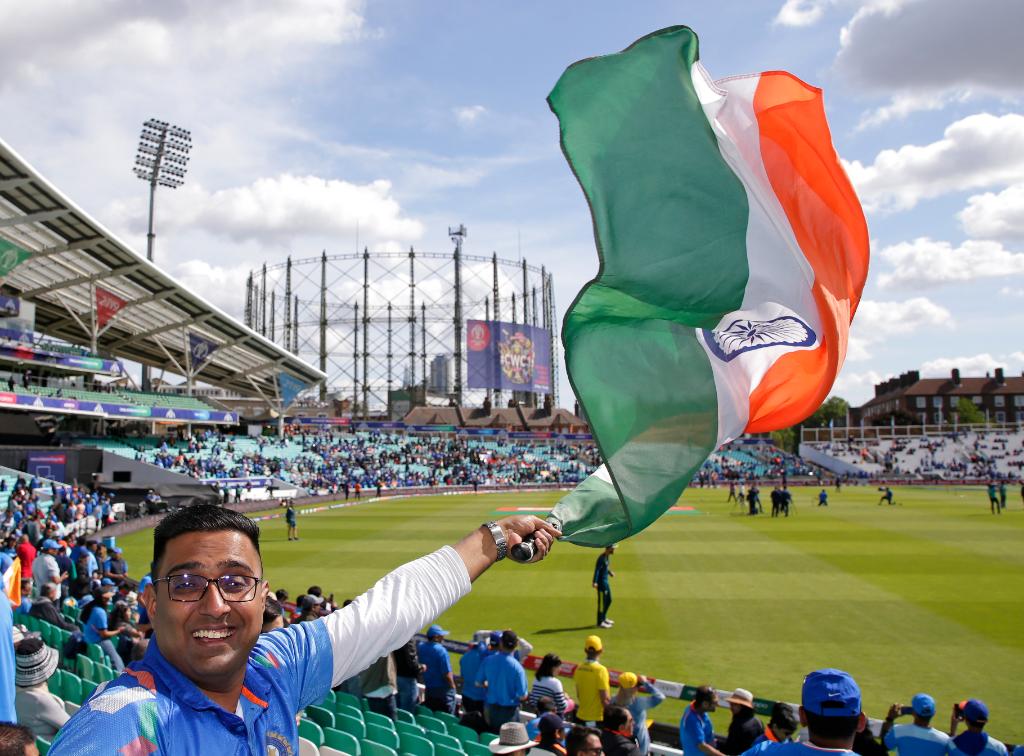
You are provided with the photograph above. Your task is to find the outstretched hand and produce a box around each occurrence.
[498,515,561,563]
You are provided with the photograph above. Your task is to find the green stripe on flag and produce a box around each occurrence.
[547,26,751,546]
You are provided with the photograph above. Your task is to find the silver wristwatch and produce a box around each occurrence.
[483,521,507,561]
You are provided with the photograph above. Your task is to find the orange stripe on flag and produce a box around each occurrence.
[745,72,869,432]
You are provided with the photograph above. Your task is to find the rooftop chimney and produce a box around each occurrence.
[952,368,961,386]
[995,367,1005,385]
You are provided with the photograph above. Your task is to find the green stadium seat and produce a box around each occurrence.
[336,712,367,740]
[317,690,337,708]
[395,708,418,725]
[399,732,435,756]
[434,712,459,730]
[22,615,38,632]
[47,668,63,696]
[81,679,98,702]
[336,690,362,710]
[307,705,336,730]
[86,644,105,664]
[417,715,446,734]
[427,732,463,753]
[36,737,51,756]
[463,741,491,756]
[364,711,396,731]
[365,723,400,750]
[395,720,425,739]
[360,739,399,756]
[434,745,463,756]
[298,718,325,748]
[62,671,83,705]
[335,702,365,721]
[479,734,500,746]
[325,727,362,756]
[448,724,478,748]
[75,655,94,681]
[416,705,433,718]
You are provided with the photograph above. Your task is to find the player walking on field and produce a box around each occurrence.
[593,545,615,628]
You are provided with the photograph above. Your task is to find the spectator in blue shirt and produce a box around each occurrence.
[742,668,867,756]
[680,686,725,756]
[0,589,16,723]
[418,624,456,714]
[80,583,127,672]
[460,640,488,713]
[476,629,527,730]
[613,672,665,755]
[947,699,1007,756]
[879,694,948,756]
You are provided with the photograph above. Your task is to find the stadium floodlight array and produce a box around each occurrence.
[133,118,192,390]
[133,119,191,189]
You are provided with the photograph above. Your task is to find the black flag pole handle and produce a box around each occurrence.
[509,516,562,563]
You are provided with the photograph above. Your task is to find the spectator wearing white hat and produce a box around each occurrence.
[879,694,948,756]
[723,688,764,755]
[14,636,68,738]
[488,721,533,756]
[613,673,665,755]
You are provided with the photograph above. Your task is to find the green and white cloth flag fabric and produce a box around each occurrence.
[548,26,869,546]
[0,238,32,279]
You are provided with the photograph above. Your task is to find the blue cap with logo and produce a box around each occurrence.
[427,624,449,638]
[42,539,60,550]
[489,630,502,646]
[911,694,935,718]
[802,669,861,717]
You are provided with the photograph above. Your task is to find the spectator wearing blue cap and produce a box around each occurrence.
[878,694,948,756]
[31,539,63,597]
[104,546,128,588]
[460,639,488,714]
[476,629,528,729]
[947,700,1007,756]
[418,624,457,714]
[742,669,865,756]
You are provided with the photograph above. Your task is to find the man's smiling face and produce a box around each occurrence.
[141,529,268,698]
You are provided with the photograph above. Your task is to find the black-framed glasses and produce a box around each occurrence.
[154,573,263,603]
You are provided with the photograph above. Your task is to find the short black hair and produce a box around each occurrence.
[151,504,260,576]
[263,596,285,627]
[535,696,557,715]
[694,685,717,705]
[0,722,34,754]
[566,727,602,756]
[603,704,631,731]
[770,702,800,732]
[501,629,518,650]
[804,711,860,739]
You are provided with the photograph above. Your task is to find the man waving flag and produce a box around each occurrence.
[547,26,869,546]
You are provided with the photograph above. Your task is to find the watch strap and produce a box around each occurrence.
[483,521,507,561]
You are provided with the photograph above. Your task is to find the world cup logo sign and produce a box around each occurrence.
[498,330,535,386]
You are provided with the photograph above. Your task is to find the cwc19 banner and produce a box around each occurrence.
[466,319,551,393]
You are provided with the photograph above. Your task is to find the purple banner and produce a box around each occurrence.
[466,320,551,393]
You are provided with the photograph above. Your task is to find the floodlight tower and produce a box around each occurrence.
[449,224,466,406]
[133,118,191,390]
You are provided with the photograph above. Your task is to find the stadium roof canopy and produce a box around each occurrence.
[0,137,325,401]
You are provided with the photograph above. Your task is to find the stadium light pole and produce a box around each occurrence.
[133,118,191,391]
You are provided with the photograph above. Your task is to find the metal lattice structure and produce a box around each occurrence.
[245,235,558,414]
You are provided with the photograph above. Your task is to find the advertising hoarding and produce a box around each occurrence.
[466,319,551,393]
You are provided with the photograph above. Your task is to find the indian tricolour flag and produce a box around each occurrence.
[547,26,868,546]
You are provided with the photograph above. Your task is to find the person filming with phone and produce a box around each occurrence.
[947,699,1008,756]
[878,694,948,756]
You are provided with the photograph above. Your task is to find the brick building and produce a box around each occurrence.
[852,368,1024,426]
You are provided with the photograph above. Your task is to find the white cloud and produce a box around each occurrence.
[855,91,963,132]
[877,237,1024,288]
[920,352,1024,378]
[171,259,253,317]
[847,297,952,360]
[999,286,1024,298]
[833,368,889,403]
[844,113,1024,213]
[773,0,834,27]
[108,174,424,246]
[959,183,1024,241]
[454,105,487,126]
[835,0,1024,96]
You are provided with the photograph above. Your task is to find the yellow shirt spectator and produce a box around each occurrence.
[574,658,610,723]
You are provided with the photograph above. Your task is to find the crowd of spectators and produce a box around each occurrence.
[694,443,818,486]
[116,428,600,493]
[1,475,116,550]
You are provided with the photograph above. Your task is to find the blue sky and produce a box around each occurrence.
[1,0,1022,409]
